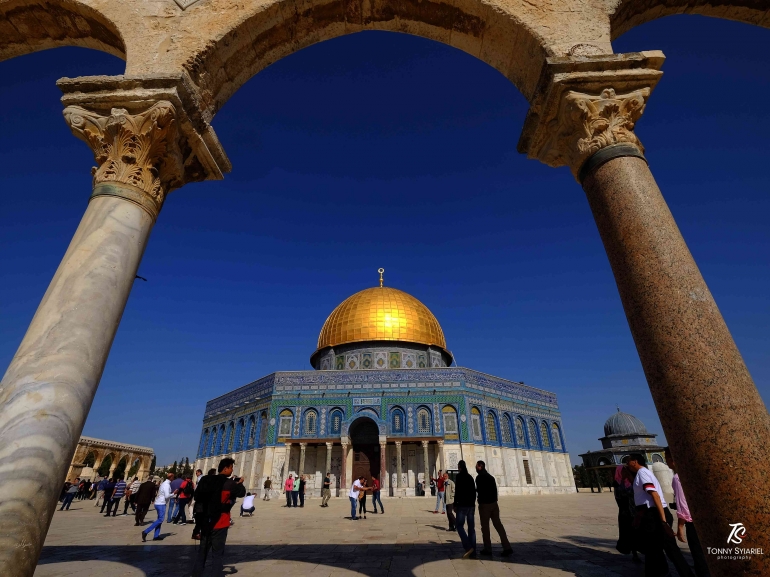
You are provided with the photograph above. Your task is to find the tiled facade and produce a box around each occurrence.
[194,366,575,497]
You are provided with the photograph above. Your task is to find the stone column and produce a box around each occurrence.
[324,442,332,476]
[520,55,769,575]
[421,441,430,496]
[379,439,387,490]
[0,101,188,577]
[395,441,403,489]
[298,443,307,477]
[284,442,292,475]
[340,441,348,491]
[436,439,444,473]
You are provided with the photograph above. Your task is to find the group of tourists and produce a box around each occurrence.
[613,451,709,577]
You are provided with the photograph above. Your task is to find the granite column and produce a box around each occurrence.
[522,68,770,575]
[340,441,348,491]
[395,441,403,489]
[379,440,387,491]
[0,101,184,577]
[298,443,307,477]
[421,441,430,496]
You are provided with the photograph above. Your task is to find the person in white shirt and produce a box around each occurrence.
[626,454,694,577]
[240,492,255,517]
[142,474,173,542]
[348,475,366,520]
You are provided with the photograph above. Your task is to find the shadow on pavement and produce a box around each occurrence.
[38,537,654,576]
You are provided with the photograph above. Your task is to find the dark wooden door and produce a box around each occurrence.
[352,445,380,486]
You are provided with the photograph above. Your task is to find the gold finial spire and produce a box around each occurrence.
[378,268,385,288]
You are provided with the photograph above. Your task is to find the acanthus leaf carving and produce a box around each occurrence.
[541,87,649,176]
[63,101,184,218]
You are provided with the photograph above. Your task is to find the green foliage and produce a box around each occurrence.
[97,454,113,477]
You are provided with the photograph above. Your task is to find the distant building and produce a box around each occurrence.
[194,275,575,498]
[580,409,667,469]
[66,436,154,482]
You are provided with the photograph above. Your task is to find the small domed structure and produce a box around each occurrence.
[603,409,648,437]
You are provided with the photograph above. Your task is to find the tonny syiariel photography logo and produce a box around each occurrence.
[706,523,764,560]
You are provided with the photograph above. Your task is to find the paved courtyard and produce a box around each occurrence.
[36,492,697,577]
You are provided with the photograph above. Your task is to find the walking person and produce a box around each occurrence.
[166,473,182,523]
[298,475,306,507]
[453,460,477,559]
[134,477,157,526]
[444,473,456,531]
[175,475,194,525]
[626,453,695,577]
[613,465,642,564]
[240,492,255,517]
[263,477,272,500]
[95,476,108,507]
[371,476,384,514]
[433,470,445,514]
[142,473,173,542]
[99,477,115,513]
[196,469,203,484]
[284,474,294,507]
[665,448,710,577]
[105,476,127,517]
[475,461,513,557]
[191,458,246,577]
[358,478,368,519]
[291,475,300,508]
[321,472,331,507]
[59,479,79,511]
[349,475,364,520]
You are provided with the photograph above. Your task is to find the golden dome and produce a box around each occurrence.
[315,286,449,353]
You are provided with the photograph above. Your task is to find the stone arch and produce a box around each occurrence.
[485,410,499,443]
[390,406,405,434]
[182,0,555,118]
[0,0,125,62]
[610,0,770,40]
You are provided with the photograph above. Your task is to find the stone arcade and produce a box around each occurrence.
[66,436,155,483]
[0,0,769,575]
[194,280,574,498]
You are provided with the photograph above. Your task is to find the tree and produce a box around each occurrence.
[149,456,156,475]
[572,464,592,488]
[170,460,178,476]
[97,454,113,477]
[182,457,192,476]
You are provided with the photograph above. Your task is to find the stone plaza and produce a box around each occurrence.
[37,492,694,577]
[1,0,769,575]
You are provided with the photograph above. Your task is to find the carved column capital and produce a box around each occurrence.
[394,441,402,447]
[437,439,444,447]
[63,102,183,220]
[517,51,665,180]
[421,440,429,448]
[542,87,648,174]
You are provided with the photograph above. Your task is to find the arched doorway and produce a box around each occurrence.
[349,417,380,486]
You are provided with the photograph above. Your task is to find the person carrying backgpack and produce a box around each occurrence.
[191,458,246,577]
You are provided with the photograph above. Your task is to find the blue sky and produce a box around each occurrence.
[0,16,768,467]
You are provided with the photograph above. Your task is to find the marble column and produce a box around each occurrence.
[395,441,403,489]
[421,441,430,496]
[298,443,307,477]
[340,442,348,491]
[0,102,184,577]
[284,442,292,475]
[436,439,444,473]
[324,442,332,476]
[525,77,769,575]
[379,441,387,490]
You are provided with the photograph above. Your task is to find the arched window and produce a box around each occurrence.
[515,417,525,446]
[209,428,218,456]
[652,454,664,463]
[258,412,268,446]
[199,430,209,458]
[392,408,405,433]
[471,407,482,440]
[226,422,235,452]
[329,409,343,435]
[305,410,318,435]
[485,412,498,442]
[551,423,562,450]
[417,408,431,435]
[215,425,226,454]
[248,416,257,447]
[501,415,512,444]
[236,419,246,451]
[528,419,539,449]
[540,421,551,449]
[278,410,293,437]
[442,405,458,434]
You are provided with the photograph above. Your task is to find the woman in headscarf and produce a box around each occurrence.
[613,465,642,564]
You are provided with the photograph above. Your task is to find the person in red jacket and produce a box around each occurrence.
[191,458,246,577]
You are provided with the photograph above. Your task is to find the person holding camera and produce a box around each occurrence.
[191,458,246,577]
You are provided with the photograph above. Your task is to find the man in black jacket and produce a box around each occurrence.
[452,460,477,559]
[191,458,246,577]
[475,461,513,557]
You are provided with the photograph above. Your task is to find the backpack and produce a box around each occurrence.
[180,480,194,499]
